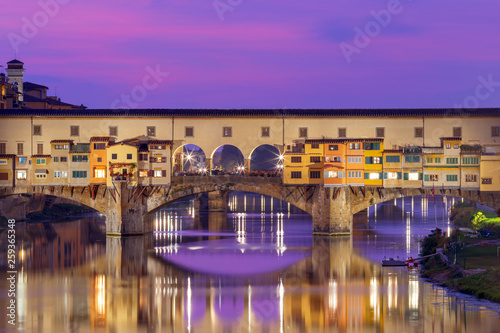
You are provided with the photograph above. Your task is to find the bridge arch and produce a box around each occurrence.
[249,144,281,171]
[210,145,245,173]
[173,144,207,174]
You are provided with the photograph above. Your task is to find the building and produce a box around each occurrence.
[50,140,72,186]
[69,143,90,186]
[480,144,500,192]
[90,137,115,185]
[283,141,323,185]
[0,154,16,187]
[107,142,139,187]
[402,146,422,188]
[383,149,403,188]
[363,139,384,187]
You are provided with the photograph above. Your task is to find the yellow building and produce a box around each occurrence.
[0,154,16,187]
[363,139,384,187]
[480,144,500,192]
[69,144,90,186]
[148,140,172,186]
[283,141,323,185]
[402,146,422,188]
[107,142,139,187]
[90,137,115,185]
[15,155,29,187]
[31,154,53,186]
[460,145,481,190]
[50,140,72,186]
[382,150,402,188]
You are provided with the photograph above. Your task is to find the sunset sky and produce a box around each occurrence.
[1,0,499,109]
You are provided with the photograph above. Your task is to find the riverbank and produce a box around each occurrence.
[421,241,500,303]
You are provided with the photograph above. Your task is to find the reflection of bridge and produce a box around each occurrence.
[2,175,499,236]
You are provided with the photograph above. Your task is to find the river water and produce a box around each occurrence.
[1,193,500,332]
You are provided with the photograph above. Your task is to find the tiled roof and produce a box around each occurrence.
[0,108,499,118]
[50,139,74,143]
[90,136,115,142]
[7,59,23,64]
[440,137,462,141]
[0,154,16,158]
[383,149,402,153]
[306,138,384,143]
[32,155,51,158]
[149,140,173,145]
[24,82,49,91]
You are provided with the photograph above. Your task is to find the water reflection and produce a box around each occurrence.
[1,194,500,332]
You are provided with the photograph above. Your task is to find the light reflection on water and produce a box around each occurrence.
[0,193,499,332]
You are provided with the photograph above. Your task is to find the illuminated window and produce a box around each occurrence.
[408,172,419,181]
[369,173,380,180]
[329,145,338,151]
[387,172,398,179]
[18,157,26,164]
[261,127,270,137]
[94,168,106,178]
[154,170,163,177]
[327,171,337,178]
[16,170,26,180]
[223,127,232,137]
[139,171,148,177]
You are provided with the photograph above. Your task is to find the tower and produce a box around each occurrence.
[5,59,26,102]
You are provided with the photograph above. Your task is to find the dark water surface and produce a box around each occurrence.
[1,193,500,332]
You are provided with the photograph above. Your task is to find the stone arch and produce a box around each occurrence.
[210,145,245,173]
[249,144,282,171]
[172,144,207,174]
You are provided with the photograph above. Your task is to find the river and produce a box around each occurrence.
[1,193,499,332]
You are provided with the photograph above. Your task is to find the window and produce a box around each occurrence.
[338,128,346,138]
[492,126,500,137]
[18,157,26,164]
[445,143,451,149]
[348,171,362,178]
[463,157,479,165]
[54,171,61,178]
[53,157,59,162]
[94,168,106,178]
[154,170,163,177]
[482,178,492,184]
[465,174,477,182]
[329,145,338,151]
[112,153,117,160]
[61,171,68,178]
[0,143,6,154]
[97,157,102,163]
[454,144,459,149]
[348,156,362,163]
[349,143,360,150]
[127,154,132,160]
[310,171,321,179]
[37,143,43,155]
[369,173,380,180]
[0,159,7,165]
[365,156,381,164]
[415,127,423,138]
[446,174,458,182]
[387,172,398,179]
[425,174,438,182]
[36,158,46,164]
[60,157,67,162]
[72,155,88,162]
[310,143,319,149]
[139,171,148,177]
[70,126,79,136]
[185,127,194,137]
[291,171,302,179]
[385,155,400,163]
[435,157,441,163]
[223,126,232,137]
[376,127,385,138]
[291,156,302,163]
[147,126,156,137]
[327,171,338,178]
[364,142,381,150]
[94,143,106,150]
[299,127,308,138]
[54,144,69,150]
[405,155,420,163]
[109,126,118,137]
[426,157,433,163]
[453,127,462,137]
[328,156,342,162]
[150,145,165,150]
[72,171,87,178]
[446,157,458,165]
[17,143,23,155]
[0,173,8,181]
[16,170,26,180]
[33,125,41,135]
[408,172,419,181]
[139,153,148,161]
[310,156,321,163]
[261,127,270,137]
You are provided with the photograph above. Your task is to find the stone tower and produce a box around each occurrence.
[5,59,26,102]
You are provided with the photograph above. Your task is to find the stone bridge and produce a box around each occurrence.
[1,177,499,236]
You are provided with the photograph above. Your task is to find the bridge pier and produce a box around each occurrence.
[106,182,153,236]
[311,186,352,235]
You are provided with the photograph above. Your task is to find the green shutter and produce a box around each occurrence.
[425,174,429,181]
[324,171,328,178]
[364,172,369,180]
[365,157,371,164]
[397,172,402,179]
[373,142,380,150]
[404,172,408,180]
[380,172,384,179]
[419,172,423,180]
[383,172,387,179]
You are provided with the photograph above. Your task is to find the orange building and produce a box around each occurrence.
[345,139,365,186]
[90,137,115,185]
[319,139,346,187]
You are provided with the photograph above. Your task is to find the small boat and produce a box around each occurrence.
[381,256,407,266]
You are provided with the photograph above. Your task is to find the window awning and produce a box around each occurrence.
[34,169,48,174]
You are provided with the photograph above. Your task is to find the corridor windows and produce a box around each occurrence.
[33,125,41,135]
[147,126,156,137]
[453,127,462,137]
[261,127,270,137]
[185,127,194,137]
[109,126,118,137]
[414,127,423,138]
[376,127,385,138]
[37,143,43,155]
[17,143,23,155]
[0,143,5,154]
[338,128,346,138]
[299,127,308,138]
[70,126,79,136]
[223,126,232,137]
[492,126,500,137]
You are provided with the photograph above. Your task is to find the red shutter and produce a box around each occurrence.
[162,170,167,177]
[161,157,166,163]
[148,170,154,177]
[150,157,155,163]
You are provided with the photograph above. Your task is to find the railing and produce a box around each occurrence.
[172,175,282,185]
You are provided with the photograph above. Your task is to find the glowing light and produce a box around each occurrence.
[329,279,338,311]
[187,277,192,332]
[409,272,419,309]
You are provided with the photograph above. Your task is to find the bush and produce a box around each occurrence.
[420,228,443,257]
[450,202,478,228]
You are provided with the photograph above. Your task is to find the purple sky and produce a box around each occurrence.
[1,0,500,109]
